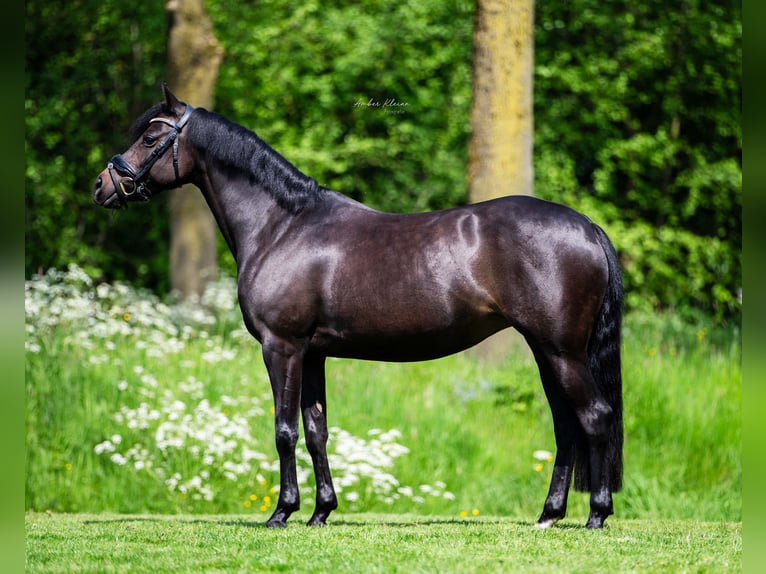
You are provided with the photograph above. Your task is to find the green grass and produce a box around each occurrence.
[25,512,741,573]
[25,269,741,525]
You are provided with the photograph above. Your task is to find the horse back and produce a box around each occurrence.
[238,194,609,360]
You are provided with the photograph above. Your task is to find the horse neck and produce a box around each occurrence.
[192,161,295,265]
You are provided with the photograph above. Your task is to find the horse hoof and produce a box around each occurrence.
[585,515,606,529]
[535,518,559,529]
[265,520,287,528]
[265,512,289,528]
[265,519,287,528]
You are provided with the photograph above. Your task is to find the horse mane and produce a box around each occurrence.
[185,108,323,214]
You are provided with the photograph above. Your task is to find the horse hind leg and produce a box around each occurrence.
[552,353,616,528]
[533,347,616,529]
[581,399,616,529]
[301,353,338,526]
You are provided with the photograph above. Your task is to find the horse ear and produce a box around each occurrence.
[161,83,182,111]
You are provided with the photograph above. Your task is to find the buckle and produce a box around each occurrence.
[118,178,137,196]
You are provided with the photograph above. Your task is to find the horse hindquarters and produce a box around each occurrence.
[531,224,624,529]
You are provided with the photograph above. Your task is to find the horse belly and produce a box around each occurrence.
[311,298,509,362]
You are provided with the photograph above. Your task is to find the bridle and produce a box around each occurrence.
[106,103,195,204]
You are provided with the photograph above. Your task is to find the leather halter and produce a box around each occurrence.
[106,103,194,204]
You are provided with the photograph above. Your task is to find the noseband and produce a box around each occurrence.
[106,103,195,203]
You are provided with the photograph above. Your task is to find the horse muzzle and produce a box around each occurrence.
[93,156,152,209]
[93,172,123,209]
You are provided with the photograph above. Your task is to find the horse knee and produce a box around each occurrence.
[275,424,299,455]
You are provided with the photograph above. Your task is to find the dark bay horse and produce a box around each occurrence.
[94,85,623,529]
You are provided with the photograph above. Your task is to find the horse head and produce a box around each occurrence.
[93,84,195,209]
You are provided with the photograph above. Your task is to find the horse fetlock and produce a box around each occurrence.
[585,512,609,529]
[266,498,300,527]
[586,492,613,529]
[265,510,291,528]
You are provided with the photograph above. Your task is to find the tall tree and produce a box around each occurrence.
[468,0,534,202]
[165,0,223,299]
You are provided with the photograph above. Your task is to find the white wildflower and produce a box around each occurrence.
[533,449,554,461]
[110,453,127,465]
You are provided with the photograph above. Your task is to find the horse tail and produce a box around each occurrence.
[574,224,624,492]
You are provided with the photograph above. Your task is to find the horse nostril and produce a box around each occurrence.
[94,176,103,191]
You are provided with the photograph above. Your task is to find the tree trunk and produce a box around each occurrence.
[165,0,223,299]
[467,0,535,362]
[468,0,534,202]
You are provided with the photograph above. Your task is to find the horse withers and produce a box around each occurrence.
[94,85,623,529]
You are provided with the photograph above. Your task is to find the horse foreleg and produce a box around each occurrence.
[263,343,304,527]
[301,353,338,526]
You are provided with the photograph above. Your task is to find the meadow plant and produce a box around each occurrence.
[26,265,455,513]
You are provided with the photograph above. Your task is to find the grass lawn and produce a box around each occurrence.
[26,512,741,573]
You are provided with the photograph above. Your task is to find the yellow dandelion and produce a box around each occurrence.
[65,463,72,471]
[472,509,480,516]
[260,505,268,512]
[534,463,544,472]
[269,486,277,494]
[250,494,258,501]
[244,500,252,508]
[459,510,468,518]
[263,496,271,505]
[123,313,131,322]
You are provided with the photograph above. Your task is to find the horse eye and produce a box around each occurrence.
[143,134,158,146]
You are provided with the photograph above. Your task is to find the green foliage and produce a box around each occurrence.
[25,0,741,322]
[534,0,741,323]
[25,0,170,289]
